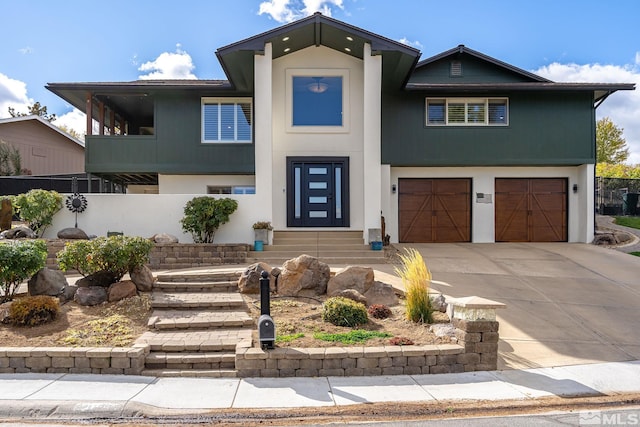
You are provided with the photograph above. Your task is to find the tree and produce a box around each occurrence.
[596,117,629,164]
[56,124,83,140]
[8,101,56,122]
[0,140,22,176]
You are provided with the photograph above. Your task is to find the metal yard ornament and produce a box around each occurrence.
[65,179,88,228]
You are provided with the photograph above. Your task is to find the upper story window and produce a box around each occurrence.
[426,98,508,126]
[286,69,350,133]
[202,98,252,143]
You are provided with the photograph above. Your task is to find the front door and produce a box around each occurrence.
[287,157,349,227]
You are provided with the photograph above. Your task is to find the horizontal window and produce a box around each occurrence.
[426,98,508,126]
[202,98,252,143]
[207,185,255,195]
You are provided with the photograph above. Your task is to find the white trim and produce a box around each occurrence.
[285,68,350,133]
[200,97,253,144]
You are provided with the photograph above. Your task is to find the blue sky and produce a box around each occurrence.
[1,0,639,162]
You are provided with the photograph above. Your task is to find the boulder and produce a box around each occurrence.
[0,198,11,231]
[28,268,68,297]
[151,233,179,244]
[277,254,330,297]
[76,270,118,288]
[0,302,12,324]
[0,226,35,239]
[107,280,137,302]
[335,289,368,305]
[363,281,399,307]
[74,286,108,306]
[238,262,275,294]
[57,227,89,239]
[327,266,375,297]
[430,293,447,313]
[59,285,78,304]
[130,265,155,292]
[593,233,617,246]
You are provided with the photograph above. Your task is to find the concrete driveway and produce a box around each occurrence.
[379,243,640,370]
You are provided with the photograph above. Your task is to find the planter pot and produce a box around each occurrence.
[254,229,269,245]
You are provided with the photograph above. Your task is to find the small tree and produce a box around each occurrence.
[597,117,629,164]
[11,189,63,237]
[180,197,238,243]
[8,102,56,122]
[0,240,48,303]
[0,140,22,176]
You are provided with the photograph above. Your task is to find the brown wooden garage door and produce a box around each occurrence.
[398,178,471,243]
[495,178,567,242]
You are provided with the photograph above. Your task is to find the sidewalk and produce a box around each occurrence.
[0,360,639,419]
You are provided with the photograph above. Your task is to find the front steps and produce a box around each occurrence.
[247,230,387,266]
[136,270,252,377]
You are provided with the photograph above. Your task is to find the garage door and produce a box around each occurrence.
[495,178,567,242]
[398,178,471,243]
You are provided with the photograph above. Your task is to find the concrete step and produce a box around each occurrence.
[273,230,363,238]
[151,292,245,309]
[246,256,387,266]
[145,351,236,370]
[154,280,238,293]
[156,270,242,283]
[148,309,253,330]
[261,244,370,251]
[140,368,238,378]
[136,329,252,352]
[250,250,384,258]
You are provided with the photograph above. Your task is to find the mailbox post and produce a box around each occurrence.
[258,270,275,349]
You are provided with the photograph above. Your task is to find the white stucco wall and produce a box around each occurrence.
[384,166,595,243]
[46,194,263,244]
[158,175,256,194]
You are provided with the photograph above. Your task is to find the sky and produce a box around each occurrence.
[1,0,639,162]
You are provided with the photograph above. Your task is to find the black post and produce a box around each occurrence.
[260,270,270,316]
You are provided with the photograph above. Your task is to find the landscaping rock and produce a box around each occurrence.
[0,302,12,323]
[363,281,399,307]
[76,270,118,288]
[0,225,35,239]
[57,227,89,239]
[327,266,374,297]
[27,268,68,297]
[0,198,11,231]
[430,293,447,313]
[107,280,137,302]
[151,233,179,244]
[59,285,78,304]
[130,265,155,292]
[335,289,368,305]
[278,254,330,297]
[74,286,108,306]
[238,262,276,294]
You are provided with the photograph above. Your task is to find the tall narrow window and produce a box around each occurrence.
[202,98,252,143]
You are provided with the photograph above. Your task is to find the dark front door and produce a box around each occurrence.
[287,157,349,227]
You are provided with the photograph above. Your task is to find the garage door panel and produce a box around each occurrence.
[399,178,471,243]
[495,178,567,242]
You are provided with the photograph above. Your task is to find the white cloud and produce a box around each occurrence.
[138,44,197,80]
[0,73,33,119]
[56,108,86,139]
[398,37,423,49]
[258,0,344,23]
[535,62,640,164]
[18,46,33,55]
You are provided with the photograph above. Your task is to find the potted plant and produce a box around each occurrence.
[252,221,273,250]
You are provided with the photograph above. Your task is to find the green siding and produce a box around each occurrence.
[86,91,255,175]
[410,55,535,84]
[381,90,596,166]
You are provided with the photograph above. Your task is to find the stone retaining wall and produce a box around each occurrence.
[0,345,149,375]
[45,240,250,271]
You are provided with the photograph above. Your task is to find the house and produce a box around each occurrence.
[46,13,634,244]
[0,115,84,176]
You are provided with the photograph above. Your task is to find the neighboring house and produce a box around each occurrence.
[46,13,634,244]
[0,115,85,175]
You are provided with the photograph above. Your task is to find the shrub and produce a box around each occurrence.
[367,304,392,319]
[180,197,238,243]
[9,295,59,326]
[321,296,368,327]
[389,336,414,346]
[395,248,433,323]
[11,189,63,237]
[0,239,47,303]
[57,235,153,281]
[313,330,391,344]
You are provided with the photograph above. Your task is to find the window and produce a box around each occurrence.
[426,98,508,126]
[286,69,349,133]
[207,185,255,194]
[202,98,252,143]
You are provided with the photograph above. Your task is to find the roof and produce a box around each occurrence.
[216,12,421,91]
[416,44,551,83]
[0,115,85,148]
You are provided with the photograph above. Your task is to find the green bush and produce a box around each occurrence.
[9,295,59,326]
[11,189,63,237]
[180,197,238,243]
[321,296,368,327]
[0,240,47,303]
[57,235,153,281]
